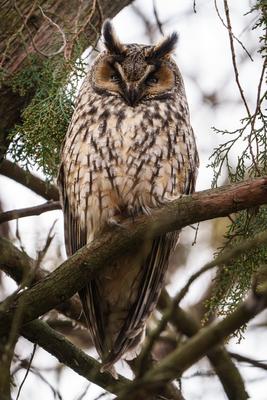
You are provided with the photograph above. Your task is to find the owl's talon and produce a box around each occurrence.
[127,205,136,223]
[107,218,123,228]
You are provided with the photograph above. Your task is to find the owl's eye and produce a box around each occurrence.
[110,73,121,83]
[145,75,159,85]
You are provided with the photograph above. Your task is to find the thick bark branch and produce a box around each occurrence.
[0,237,86,327]
[117,279,267,399]
[21,320,129,395]
[0,160,59,200]
[0,240,182,399]
[0,176,266,335]
[139,228,267,372]
[22,320,183,398]
[146,288,267,381]
[158,290,249,400]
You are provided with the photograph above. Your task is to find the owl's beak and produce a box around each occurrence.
[124,85,141,107]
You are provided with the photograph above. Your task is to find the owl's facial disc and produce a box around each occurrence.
[93,20,178,106]
[93,57,176,106]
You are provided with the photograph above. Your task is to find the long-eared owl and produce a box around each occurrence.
[58,20,199,374]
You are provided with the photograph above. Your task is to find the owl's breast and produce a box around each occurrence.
[61,98,197,239]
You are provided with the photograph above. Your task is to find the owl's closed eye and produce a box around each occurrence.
[92,21,178,106]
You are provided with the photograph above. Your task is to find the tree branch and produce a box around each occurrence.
[0,160,59,200]
[21,320,129,395]
[139,227,267,373]
[0,237,87,327]
[223,0,251,118]
[0,176,266,335]
[116,275,267,399]
[0,201,61,224]
[158,290,249,400]
[229,351,267,371]
[0,239,183,400]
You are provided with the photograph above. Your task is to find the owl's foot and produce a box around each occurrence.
[107,217,121,227]
[127,205,137,223]
[107,217,125,229]
[157,193,184,206]
[100,363,118,379]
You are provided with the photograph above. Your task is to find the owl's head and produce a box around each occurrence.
[91,20,180,106]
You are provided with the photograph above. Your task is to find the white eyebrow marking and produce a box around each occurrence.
[115,62,155,85]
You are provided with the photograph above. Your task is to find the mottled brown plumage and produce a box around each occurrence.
[58,20,199,374]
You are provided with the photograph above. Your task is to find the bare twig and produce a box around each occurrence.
[152,0,164,36]
[250,57,266,142]
[66,0,98,59]
[221,0,264,176]
[222,0,252,118]
[229,351,267,371]
[16,343,37,400]
[75,384,91,400]
[37,5,67,56]
[35,219,57,270]
[0,201,61,224]
[191,222,199,245]
[214,0,253,61]
[131,4,155,43]
[18,363,63,400]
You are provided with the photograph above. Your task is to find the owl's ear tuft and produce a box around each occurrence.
[147,32,178,60]
[102,19,126,56]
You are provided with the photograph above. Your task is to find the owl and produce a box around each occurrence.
[58,20,199,375]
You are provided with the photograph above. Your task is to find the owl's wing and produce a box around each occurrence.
[57,164,86,256]
[58,164,107,355]
[80,231,179,370]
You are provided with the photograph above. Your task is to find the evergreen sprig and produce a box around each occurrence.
[207,0,267,319]
[7,54,87,178]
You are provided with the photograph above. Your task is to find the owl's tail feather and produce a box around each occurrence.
[100,326,145,377]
